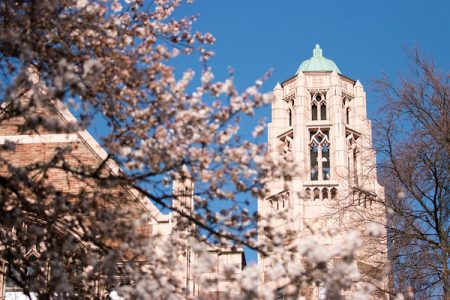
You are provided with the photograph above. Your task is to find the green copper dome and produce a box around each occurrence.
[296,44,341,74]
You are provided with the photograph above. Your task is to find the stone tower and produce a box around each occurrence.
[258,45,388,299]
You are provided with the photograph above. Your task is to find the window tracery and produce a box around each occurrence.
[309,129,330,181]
[5,246,40,296]
[311,93,327,121]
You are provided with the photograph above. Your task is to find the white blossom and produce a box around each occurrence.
[76,0,88,9]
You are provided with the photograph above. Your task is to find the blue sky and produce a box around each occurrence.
[171,0,450,263]
[179,0,449,112]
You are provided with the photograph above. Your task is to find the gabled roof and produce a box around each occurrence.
[0,76,167,223]
[51,101,169,223]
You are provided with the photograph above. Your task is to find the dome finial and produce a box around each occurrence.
[296,44,341,75]
[313,44,322,58]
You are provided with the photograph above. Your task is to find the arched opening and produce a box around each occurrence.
[313,188,320,201]
[312,104,318,121]
[305,188,311,201]
[331,188,337,200]
[320,104,327,120]
[322,188,329,200]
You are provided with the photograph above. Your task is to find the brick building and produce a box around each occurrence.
[0,74,245,299]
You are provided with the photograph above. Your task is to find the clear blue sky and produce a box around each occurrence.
[172,0,450,263]
[179,0,449,113]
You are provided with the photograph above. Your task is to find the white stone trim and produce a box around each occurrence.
[1,83,166,221]
[0,133,79,144]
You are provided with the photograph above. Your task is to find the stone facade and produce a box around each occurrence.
[258,45,388,299]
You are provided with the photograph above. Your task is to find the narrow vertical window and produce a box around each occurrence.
[281,192,289,208]
[347,156,351,180]
[310,145,318,180]
[288,108,292,126]
[346,107,350,125]
[322,144,330,180]
[347,134,359,185]
[312,104,318,120]
[353,149,358,185]
[320,103,326,120]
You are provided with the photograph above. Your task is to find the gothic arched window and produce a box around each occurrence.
[309,129,331,181]
[311,93,327,121]
[320,103,327,120]
[312,104,318,121]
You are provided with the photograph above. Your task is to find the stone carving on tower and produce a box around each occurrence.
[258,45,388,299]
